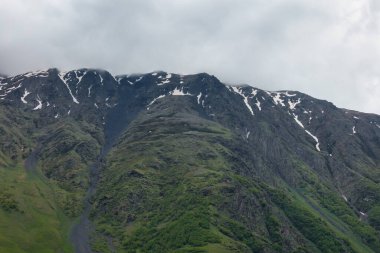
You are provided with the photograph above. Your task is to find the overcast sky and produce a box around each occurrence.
[1,0,379,114]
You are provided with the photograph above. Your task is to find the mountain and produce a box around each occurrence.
[0,68,380,253]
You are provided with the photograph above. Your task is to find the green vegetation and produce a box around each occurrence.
[369,206,380,230]
[0,190,19,212]
[0,164,73,253]
[86,102,380,253]
[265,215,282,250]
[37,120,102,217]
[270,188,353,253]
[292,160,380,252]
[1,74,380,253]
[92,114,239,252]
[0,106,103,253]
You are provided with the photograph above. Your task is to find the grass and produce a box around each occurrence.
[282,186,376,253]
[290,160,380,252]
[1,89,380,253]
[89,103,380,253]
[270,187,354,253]
[90,112,257,252]
[0,164,73,253]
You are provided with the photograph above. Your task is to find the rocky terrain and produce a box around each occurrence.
[0,68,379,253]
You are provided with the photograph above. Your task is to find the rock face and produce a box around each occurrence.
[0,68,380,253]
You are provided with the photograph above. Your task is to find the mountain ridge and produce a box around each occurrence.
[0,68,380,253]
[1,68,378,116]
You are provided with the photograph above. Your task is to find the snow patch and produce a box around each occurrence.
[110,74,119,84]
[32,95,42,110]
[75,70,85,84]
[197,92,202,105]
[24,70,48,78]
[147,95,166,110]
[293,114,304,128]
[171,87,192,96]
[283,91,296,97]
[157,73,172,86]
[58,72,79,104]
[157,79,171,86]
[255,98,261,111]
[88,85,93,97]
[99,74,103,84]
[352,126,356,134]
[288,98,301,110]
[115,76,121,84]
[353,116,359,119]
[0,83,22,97]
[94,103,98,109]
[20,89,31,104]
[305,130,321,151]
[342,195,348,202]
[231,87,254,116]
[271,92,285,106]
[115,76,126,85]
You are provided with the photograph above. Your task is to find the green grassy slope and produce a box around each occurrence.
[1,72,380,253]
[89,98,376,253]
[0,164,72,253]
[0,107,103,253]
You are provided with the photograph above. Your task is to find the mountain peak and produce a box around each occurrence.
[1,68,380,253]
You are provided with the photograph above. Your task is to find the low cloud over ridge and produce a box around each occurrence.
[1,0,379,114]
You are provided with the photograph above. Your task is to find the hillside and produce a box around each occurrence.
[0,68,380,253]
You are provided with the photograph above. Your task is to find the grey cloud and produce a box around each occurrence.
[0,0,379,114]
